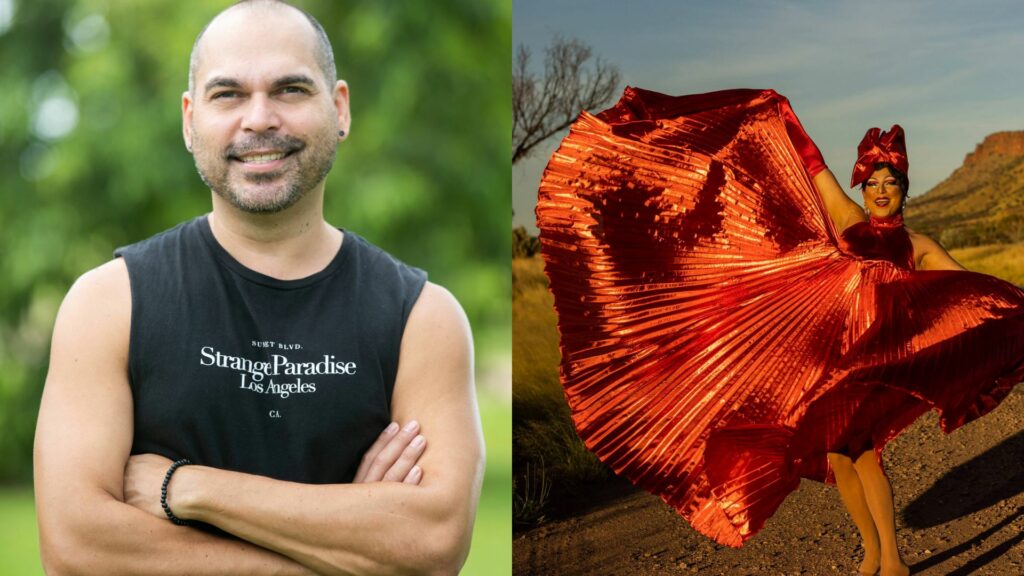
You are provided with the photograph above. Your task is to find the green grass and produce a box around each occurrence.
[0,395,510,576]
[462,393,512,576]
[0,486,41,575]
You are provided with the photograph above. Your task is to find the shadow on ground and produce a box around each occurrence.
[907,506,1023,575]
[902,429,1024,574]
[902,429,1024,528]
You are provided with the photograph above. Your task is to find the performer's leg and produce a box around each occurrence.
[852,451,909,576]
[828,452,881,575]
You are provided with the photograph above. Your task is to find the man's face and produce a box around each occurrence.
[183,8,348,214]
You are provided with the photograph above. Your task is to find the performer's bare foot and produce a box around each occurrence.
[850,452,908,576]
[879,556,909,576]
[859,545,880,575]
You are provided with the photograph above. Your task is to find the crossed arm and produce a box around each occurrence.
[34,258,484,575]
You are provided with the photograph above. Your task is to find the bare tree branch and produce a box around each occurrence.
[512,36,620,164]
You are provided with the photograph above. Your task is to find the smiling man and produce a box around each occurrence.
[33,1,484,575]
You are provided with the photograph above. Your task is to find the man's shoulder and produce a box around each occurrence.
[408,282,467,329]
[75,258,130,295]
[60,258,132,340]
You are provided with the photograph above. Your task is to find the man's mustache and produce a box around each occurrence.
[224,136,305,159]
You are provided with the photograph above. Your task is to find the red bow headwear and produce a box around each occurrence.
[850,125,908,188]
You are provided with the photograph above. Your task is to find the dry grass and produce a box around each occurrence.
[512,256,606,527]
[950,242,1024,285]
[512,257,564,418]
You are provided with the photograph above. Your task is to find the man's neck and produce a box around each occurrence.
[207,190,343,281]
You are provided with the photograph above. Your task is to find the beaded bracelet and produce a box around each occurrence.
[160,458,194,526]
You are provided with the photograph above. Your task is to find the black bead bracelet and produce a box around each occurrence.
[160,458,194,526]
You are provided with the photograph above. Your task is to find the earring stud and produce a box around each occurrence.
[339,130,346,138]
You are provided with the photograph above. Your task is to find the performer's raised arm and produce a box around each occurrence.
[778,96,866,232]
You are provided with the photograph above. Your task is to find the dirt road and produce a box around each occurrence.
[514,388,1024,575]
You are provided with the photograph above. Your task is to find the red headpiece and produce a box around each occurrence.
[850,125,908,188]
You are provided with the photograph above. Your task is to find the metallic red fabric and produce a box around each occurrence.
[839,213,914,271]
[535,87,1024,547]
[851,125,909,188]
[778,96,826,178]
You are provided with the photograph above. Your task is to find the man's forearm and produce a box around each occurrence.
[41,494,314,576]
[170,465,476,576]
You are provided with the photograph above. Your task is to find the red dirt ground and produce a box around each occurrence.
[514,387,1024,575]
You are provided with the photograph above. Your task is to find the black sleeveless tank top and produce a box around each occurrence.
[114,215,427,483]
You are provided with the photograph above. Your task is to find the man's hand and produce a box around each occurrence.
[108,285,480,575]
[123,420,427,519]
[123,453,175,519]
[353,420,426,484]
[38,260,317,575]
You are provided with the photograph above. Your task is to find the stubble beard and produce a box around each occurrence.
[191,124,338,214]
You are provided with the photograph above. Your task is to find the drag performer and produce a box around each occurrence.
[811,127,955,576]
[536,88,1024,576]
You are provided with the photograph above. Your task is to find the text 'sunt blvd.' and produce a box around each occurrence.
[199,346,358,399]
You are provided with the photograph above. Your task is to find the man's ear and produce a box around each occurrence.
[334,80,350,140]
[182,90,194,152]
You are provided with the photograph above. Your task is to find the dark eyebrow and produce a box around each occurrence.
[271,74,318,90]
[204,77,243,94]
[203,75,318,95]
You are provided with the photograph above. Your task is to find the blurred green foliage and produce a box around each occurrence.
[0,0,511,482]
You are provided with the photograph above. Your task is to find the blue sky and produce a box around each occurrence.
[513,0,1024,232]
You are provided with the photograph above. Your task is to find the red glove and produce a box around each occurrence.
[777,95,827,179]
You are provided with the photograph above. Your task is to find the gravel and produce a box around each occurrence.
[514,386,1024,575]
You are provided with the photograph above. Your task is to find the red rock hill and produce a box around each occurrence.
[906,131,1024,247]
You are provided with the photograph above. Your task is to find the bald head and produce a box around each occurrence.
[188,0,336,95]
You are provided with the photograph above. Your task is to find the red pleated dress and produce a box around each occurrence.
[535,87,1024,547]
